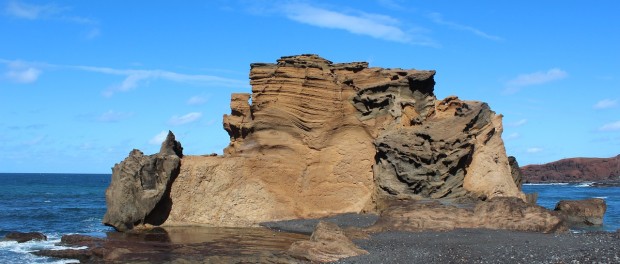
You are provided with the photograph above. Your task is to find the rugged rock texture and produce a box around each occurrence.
[368,198,567,234]
[3,232,47,243]
[554,198,607,226]
[106,55,524,229]
[288,221,368,262]
[103,131,182,231]
[508,156,523,190]
[522,155,620,183]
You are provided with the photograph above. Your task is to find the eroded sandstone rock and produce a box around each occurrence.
[103,131,182,231]
[288,221,368,262]
[554,198,607,226]
[106,55,525,230]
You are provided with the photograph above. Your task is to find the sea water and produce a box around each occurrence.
[0,173,619,263]
[523,182,620,232]
[0,173,112,263]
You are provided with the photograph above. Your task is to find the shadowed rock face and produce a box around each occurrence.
[105,55,524,230]
[103,131,182,231]
[288,221,368,262]
[522,155,620,183]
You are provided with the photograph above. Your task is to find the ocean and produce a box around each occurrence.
[0,173,618,263]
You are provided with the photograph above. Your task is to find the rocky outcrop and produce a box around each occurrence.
[554,198,606,226]
[522,155,620,183]
[368,198,567,233]
[4,232,47,243]
[508,156,523,190]
[288,221,368,262]
[106,55,525,230]
[103,131,182,231]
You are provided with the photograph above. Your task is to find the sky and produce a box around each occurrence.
[1,0,619,173]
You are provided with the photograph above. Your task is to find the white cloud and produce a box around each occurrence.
[97,110,133,123]
[507,68,568,87]
[168,112,202,126]
[149,131,168,145]
[4,1,62,19]
[72,66,247,97]
[281,3,434,45]
[507,119,527,127]
[428,12,502,41]
[187,95,208,105]
[593,99,618,109]
[5,66,41,83]
[505,132,520,140]
[599,121,620,132]
[526,147,543,153]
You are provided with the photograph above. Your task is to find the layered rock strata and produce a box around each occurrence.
[105,55,525,230]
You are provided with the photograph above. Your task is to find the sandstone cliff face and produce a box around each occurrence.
[106,55,524,229]
[522,155,620,183]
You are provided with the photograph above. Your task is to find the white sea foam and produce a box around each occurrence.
[523,183,569,186]
[594,196,608,199]
[575,182,594,187]
[0,234,83,263]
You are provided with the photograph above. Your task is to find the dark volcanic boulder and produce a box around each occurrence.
[4,231,47,243]
[103,131,183,231]
[508,156,523,190]
[554,198,606,226]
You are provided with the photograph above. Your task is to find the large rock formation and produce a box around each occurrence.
[103,131,182,231]
[105,55,524,229]
[555,198,607,226]
[522,155,620,183]
[288,221,368,262]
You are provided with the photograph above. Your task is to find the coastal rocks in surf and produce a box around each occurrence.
[3,232,47,243]
[105,55,525,230]
[368,197,567,233]
[103,131,182,231]
[288,221,368,262]
[554,198,607,226]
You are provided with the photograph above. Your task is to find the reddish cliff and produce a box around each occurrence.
[521,155,620,183]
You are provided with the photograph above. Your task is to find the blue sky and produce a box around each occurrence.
[1,0,618,173]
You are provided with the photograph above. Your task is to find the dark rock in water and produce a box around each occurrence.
[591,180,620,187]
[103,131,183,231]
[4,232,47,243]
[554,198,606,226]
[60,234,105,247]
[521,154,620,183]
[32,249,95,263]
[288,221,368,262]
[508,156,523,190]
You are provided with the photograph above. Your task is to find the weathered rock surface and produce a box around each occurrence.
[103,131,182,231]
[3,231,47,243]
[554,198,607,226]
[522,154,620,183]
[368,198,567,234]
[508,156,523,190]
[106,54,525,230]
[288,221,368,262]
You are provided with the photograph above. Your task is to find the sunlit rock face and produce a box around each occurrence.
[105,55,524,229]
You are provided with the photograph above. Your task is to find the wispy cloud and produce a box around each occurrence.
[280,3,435,46]
[187,95,208,105]
[3,60,41,83]
[4,0,62,19]
[73,66,247,97]
[507,119,527,127]
[0,59,247,95]
[168,112,202,126]
[428,12,502,41]
[526,147,543,153]
[599,121,620,132]
[504,68,568,93]
[149,131,168,145]
[505,132,520,140]
[593,99,618,109]
[97,110,133,123]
